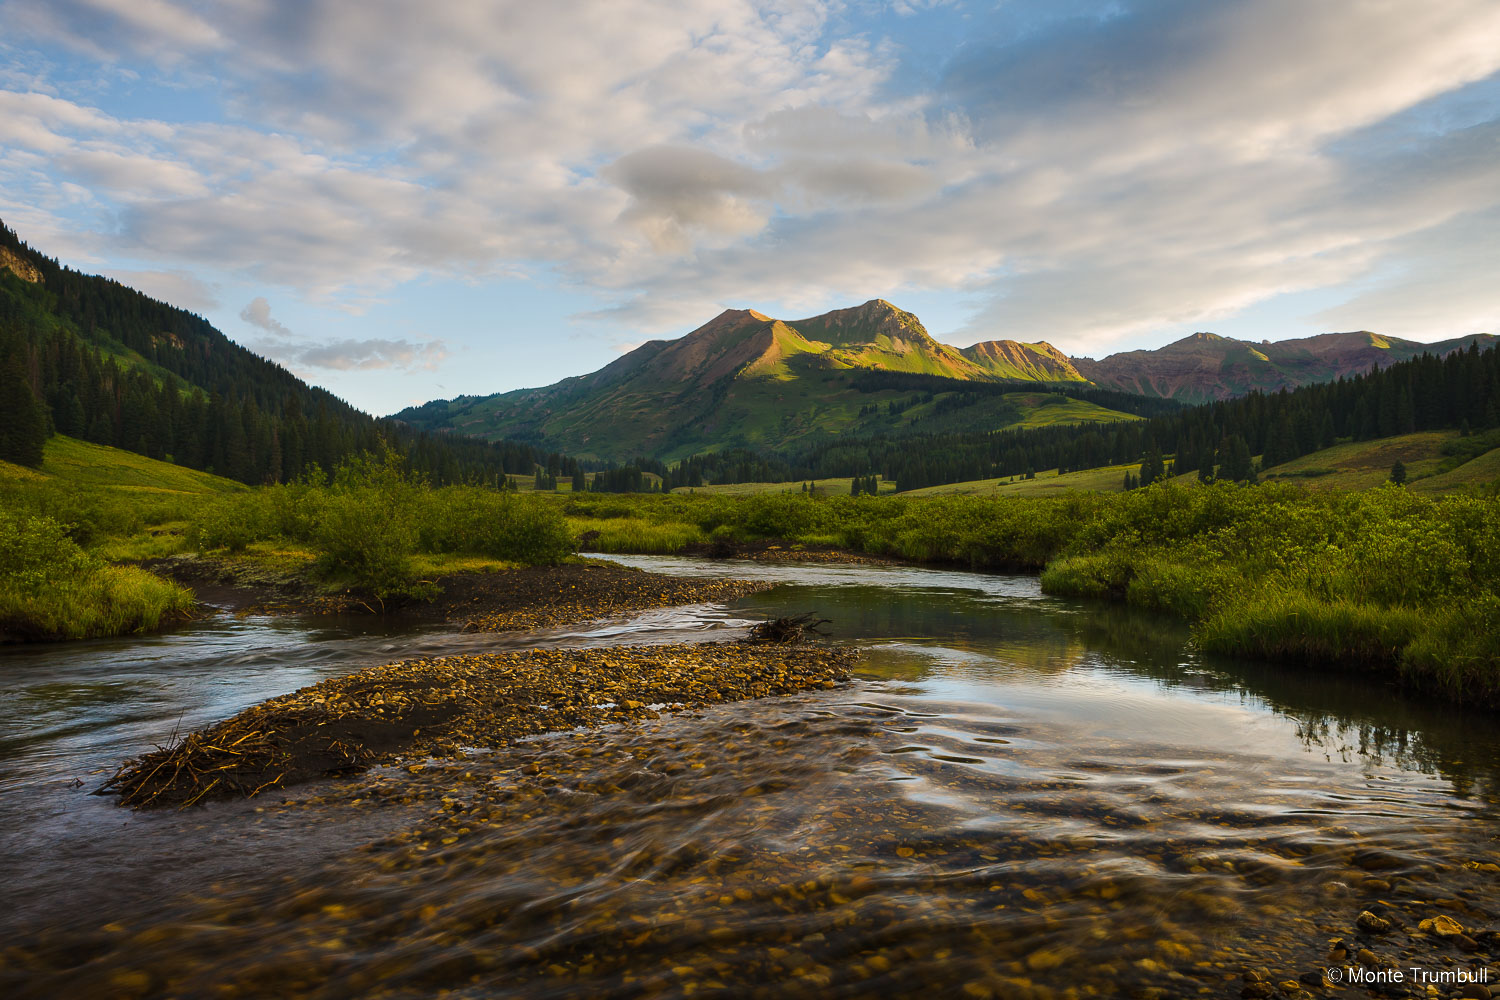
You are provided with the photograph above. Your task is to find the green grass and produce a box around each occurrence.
[1002,393,1142,429]
[568,517,707,553]
[671,477,898,497]
[1,508,195,641]
[0,564,194,641]
[904,463,1144,497]
[1,435,247,495]
[1258,432,1456,490]
[1410,441,1500,494]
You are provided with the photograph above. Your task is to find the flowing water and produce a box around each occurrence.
[2,557,1497,998]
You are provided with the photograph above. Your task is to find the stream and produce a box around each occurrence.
[2,556,1497,998]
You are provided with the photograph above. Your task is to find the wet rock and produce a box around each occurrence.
[1456,984,1490,1000]
[1356,948,1382,967]
[1419,915,1466,937]
[1357,910,1394,934]
[1239,983,1275,999]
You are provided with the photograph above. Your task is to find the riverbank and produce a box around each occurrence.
[561,486,1500,707]
[103,642,856,809]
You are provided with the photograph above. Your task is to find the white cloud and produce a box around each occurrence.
[238,296,449,372]
[298,338,449,372]
[0,0,1497,367]
[240,296,291,337]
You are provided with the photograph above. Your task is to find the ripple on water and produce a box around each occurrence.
[5,677,1498,1000]
[4,560,1500,998]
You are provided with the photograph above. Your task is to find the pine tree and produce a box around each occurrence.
[1139,447,1165,487]
[0,356,46,466]
[1390,460,1407,486]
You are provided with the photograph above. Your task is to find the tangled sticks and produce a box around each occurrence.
[102,643,856,810]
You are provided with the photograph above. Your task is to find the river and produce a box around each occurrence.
[2,556,1496,998]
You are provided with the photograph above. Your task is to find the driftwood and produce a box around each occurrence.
[741,613,831,645]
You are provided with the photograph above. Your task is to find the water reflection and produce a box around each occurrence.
[3,556,1498,998]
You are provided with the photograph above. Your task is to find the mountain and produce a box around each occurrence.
[0,221,571,483]
[962,340,1085,381]
[1072,330,1497,404]
[396,300,1107,461]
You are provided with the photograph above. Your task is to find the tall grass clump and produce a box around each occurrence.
[0,509,192,640]
[570,517,706,554]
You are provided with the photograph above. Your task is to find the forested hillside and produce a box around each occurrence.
[0,223,580,485]
[584,342,1500,492]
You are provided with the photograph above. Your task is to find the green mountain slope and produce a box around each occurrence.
[397,300,1096,461]
[0,220,567,486]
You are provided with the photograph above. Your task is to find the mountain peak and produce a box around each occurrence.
[791,299,935,348]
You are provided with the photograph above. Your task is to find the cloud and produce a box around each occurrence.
[240,296,293,338]
[605,145,774,252]
[1312,206,1500,339]
[298,338,449,372]
[239,296,446,372]
[1,0,1498,367]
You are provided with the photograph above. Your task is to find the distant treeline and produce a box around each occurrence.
[597,342,1500,492]
[0,223,576,485]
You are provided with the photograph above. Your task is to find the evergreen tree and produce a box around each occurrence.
[0,355,46,466]
[1390,460,1407,486]
[1198,448,1215,483]
[1319,410,1336,449]
[1139,447,1165,487]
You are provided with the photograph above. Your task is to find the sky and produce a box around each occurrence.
[2,0,1497,416]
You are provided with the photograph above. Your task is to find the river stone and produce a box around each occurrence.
[1357,910,1394,934]
[1419,915,1465,937]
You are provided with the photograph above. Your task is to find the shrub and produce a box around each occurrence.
[0,510,191,639]
[312,488,421,599]
[419,490,574,565]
